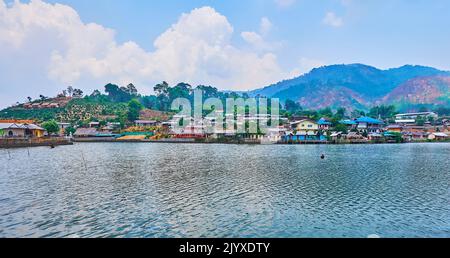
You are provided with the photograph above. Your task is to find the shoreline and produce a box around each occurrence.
[1,137,448,149]
[0,138,73,149]
[73,137,449,145]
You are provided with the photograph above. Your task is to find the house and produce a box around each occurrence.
[89,122,100,128]
[368,132,383,141]
[57,122,71,136]
[291,119,319,131]
[404,132,427,141]
[288,119,325,141]
[135,120,159,127]
[265,127,287,142]
[395,112,438,124]
[403,125,430,133]
[317,118,333,130]
[330,131,343,141]
[385,124,403,133]
[74,128,98,137]
[339,119,357,130]
[346,132,365,140]
[355,117,384,133]
[428,132,448,141]
[107,122,121,129]
[0,122,45,138]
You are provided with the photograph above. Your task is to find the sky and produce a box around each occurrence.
[1,0,450,107]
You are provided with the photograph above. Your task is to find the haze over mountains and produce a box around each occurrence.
[248,64,450,111]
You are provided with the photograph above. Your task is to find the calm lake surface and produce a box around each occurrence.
[0,142,449,238]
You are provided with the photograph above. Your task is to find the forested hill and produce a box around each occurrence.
[248,64,450,111]
[2,64,450,124]
[0,82,244,124]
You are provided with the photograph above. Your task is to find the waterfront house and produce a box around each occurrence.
[355,117,384,133]
[99,122,121,132]
[57,122,71,136]
[428,132,448,141]
[0,122,45,138]
[402,131,427,141]
[74,128,98,138]
[291,119,319,132]
[386,124,403,133]
[403,125,429,133]
[318,118,333,130]
[368,132,383,141]
[265,127,288,142]
[346,132,365,140]
[339,119,357,131]
[330,131,343,141]
[286,119,326,141]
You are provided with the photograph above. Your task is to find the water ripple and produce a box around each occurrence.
[0,142,449,237]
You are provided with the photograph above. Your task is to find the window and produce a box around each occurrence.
[8,131,13,136]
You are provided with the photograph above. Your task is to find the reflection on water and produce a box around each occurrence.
[0,142,449,237]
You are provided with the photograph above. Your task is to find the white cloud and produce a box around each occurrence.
[289,57,326,78]
[241,17,280,52]
[0,1,287,107]
[323,12,344,27]
[241,31,279,52]
[274,0,296,8]
[260,17,273,35]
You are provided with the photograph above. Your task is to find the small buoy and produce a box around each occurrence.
[321,154,325,160]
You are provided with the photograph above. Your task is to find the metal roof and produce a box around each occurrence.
[339,119,357,125]
[317,118,332,125]
[0,123,44,130]
[355,117,383,124]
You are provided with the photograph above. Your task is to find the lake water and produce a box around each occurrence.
[0,142,449,238]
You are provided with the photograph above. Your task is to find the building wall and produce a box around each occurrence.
[4,128,25,137]
[1,129,44,138]
[295,121,319,131]
[32,130,44,137]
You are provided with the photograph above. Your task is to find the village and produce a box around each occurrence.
[1,111,449,148]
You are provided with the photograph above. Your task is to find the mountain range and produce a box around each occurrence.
[248,64,450,111]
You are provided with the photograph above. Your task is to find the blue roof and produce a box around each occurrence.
[339,119,357,125]
[317,118,332,125]
[355,116,383,124]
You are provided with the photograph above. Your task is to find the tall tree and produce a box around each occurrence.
[42,120,59,135]
[335,107,346,120]
[196,85,219,99]
[72,89,84,98]
[127,99,144,122]
[284,99,302,113]
[125,83,138,96]
[67,86,73,97]
[105,83,132,102]
[368,105,397,119]
[169,82,192,101]
[154,82,170,111]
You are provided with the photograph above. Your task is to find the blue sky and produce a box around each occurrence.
[1,0,450,107]
[40,0,450,69]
